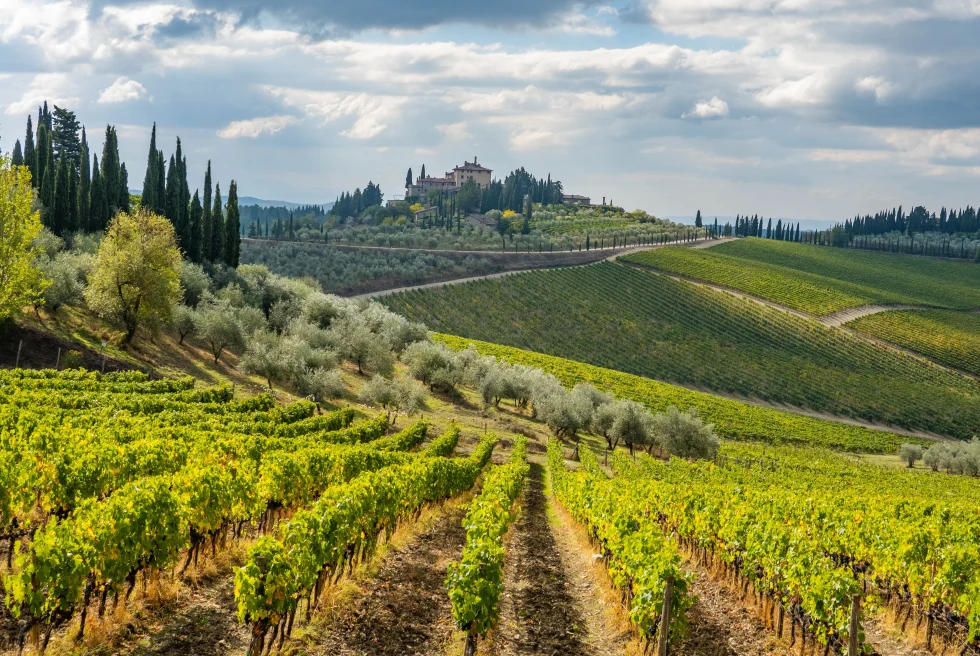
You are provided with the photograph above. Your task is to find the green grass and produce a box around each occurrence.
[383,262,980,440]
[622,238,980,314]
[434,334,923,454]
[848,309,980,378]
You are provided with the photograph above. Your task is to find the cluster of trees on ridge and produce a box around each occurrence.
[6,103,242,268]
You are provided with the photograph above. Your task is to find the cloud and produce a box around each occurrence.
[4,73,78,115]
[682,96,729,119]
[217,115,296,138]
[98,77,149,103]
[262,87,407,139]
[89,0,614,33]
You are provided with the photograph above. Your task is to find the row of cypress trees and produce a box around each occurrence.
[7,105,241,268]
[10,103,127,237]
[139,124,240,267]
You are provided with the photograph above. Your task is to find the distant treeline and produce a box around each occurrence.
[839,205,980,237]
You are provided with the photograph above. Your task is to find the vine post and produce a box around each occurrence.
[657,576,674,656]
[847,594,860,656]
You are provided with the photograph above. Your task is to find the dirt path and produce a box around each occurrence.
[125,574,250,656]
[491,462,626,656]
[673,563,788,656]
[820,304,930,327]
[309,503,470,656]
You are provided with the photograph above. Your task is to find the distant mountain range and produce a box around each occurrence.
[129,191,333,211]
[239,196,334,210]
[667,216,838,231]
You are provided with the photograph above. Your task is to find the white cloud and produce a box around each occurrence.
[217,115,297,139]
[97,77,149,104]
[682,96,730,119]
[436,122,471,141]
[552,12,616,36]
[262,87,406,139]
[4,73,78,115]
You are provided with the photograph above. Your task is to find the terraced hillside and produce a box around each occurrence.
[848,309,980,378]
[622,238,980,315]
[384,262,980,439]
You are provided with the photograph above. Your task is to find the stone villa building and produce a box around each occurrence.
[406,157,492,197]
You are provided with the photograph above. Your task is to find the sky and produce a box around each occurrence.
[2,1,980,221]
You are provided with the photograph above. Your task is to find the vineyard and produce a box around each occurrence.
[384,262,980,439]
[600,440,980,654]
[0,367,499,655]
[622,238,980,314]
[434,334,920,453]
[848,309,980,378]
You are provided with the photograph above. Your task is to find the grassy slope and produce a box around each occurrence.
[435,333,924,454]
[848,309,980,378]
[385,262,980,440]
[623,238,980,314]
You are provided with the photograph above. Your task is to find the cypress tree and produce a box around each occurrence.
[211,183,224,262]
[52,153,70,236]
[90,154,108,230]
[24,116,36,185]
[36,122,49,193]
[165,154,180,229]
[78,128,90,231]
[201,161,213,262]
[154,151,166,214]
[141,123,158,210]
[68,166,79,234]
[189,190,203,263]
[180,153,191,248]
[101,126,121,216]
[51,106,82,167]
[40,146,55,228]
[406,167,412,189]
[695,209,702,228]
[224,180,241,267]
[12,140,23,167]
[118,163,130,214]
[420,163,426,179]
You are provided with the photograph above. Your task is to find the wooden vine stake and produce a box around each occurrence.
[848,594,861,656]
[657,576,674,656]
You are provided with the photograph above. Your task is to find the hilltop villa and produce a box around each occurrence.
[406,157,492,197]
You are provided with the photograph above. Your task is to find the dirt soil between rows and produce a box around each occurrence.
[491,462,627,656]
[309,502,470,656]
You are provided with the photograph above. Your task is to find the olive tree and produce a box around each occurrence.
[650,406,720,461]
[360,374,428,426]
[193,300,244,364]
[898,443,924,468]
[85,209,182,343]
[0,158,47,321]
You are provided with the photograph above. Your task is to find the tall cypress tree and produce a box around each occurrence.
[201,161,213,262]
[211,183,224,263]
[118,163,130,214]
[154,151,166,214]
[40,146,55,228]
[180,152,191,250]
[165,153,183,242]
[52,154,70,236]
[101,125,120,216]
[77,128,90,231]
[68,166,79,234]
[36,122,49,192]
[224,180,241,267]
[11,141,23,167]
[51,106,82,167]
[141,123,158,210]
[189,191,203,263]
[90,154,108,230]
[24,116,36,185]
